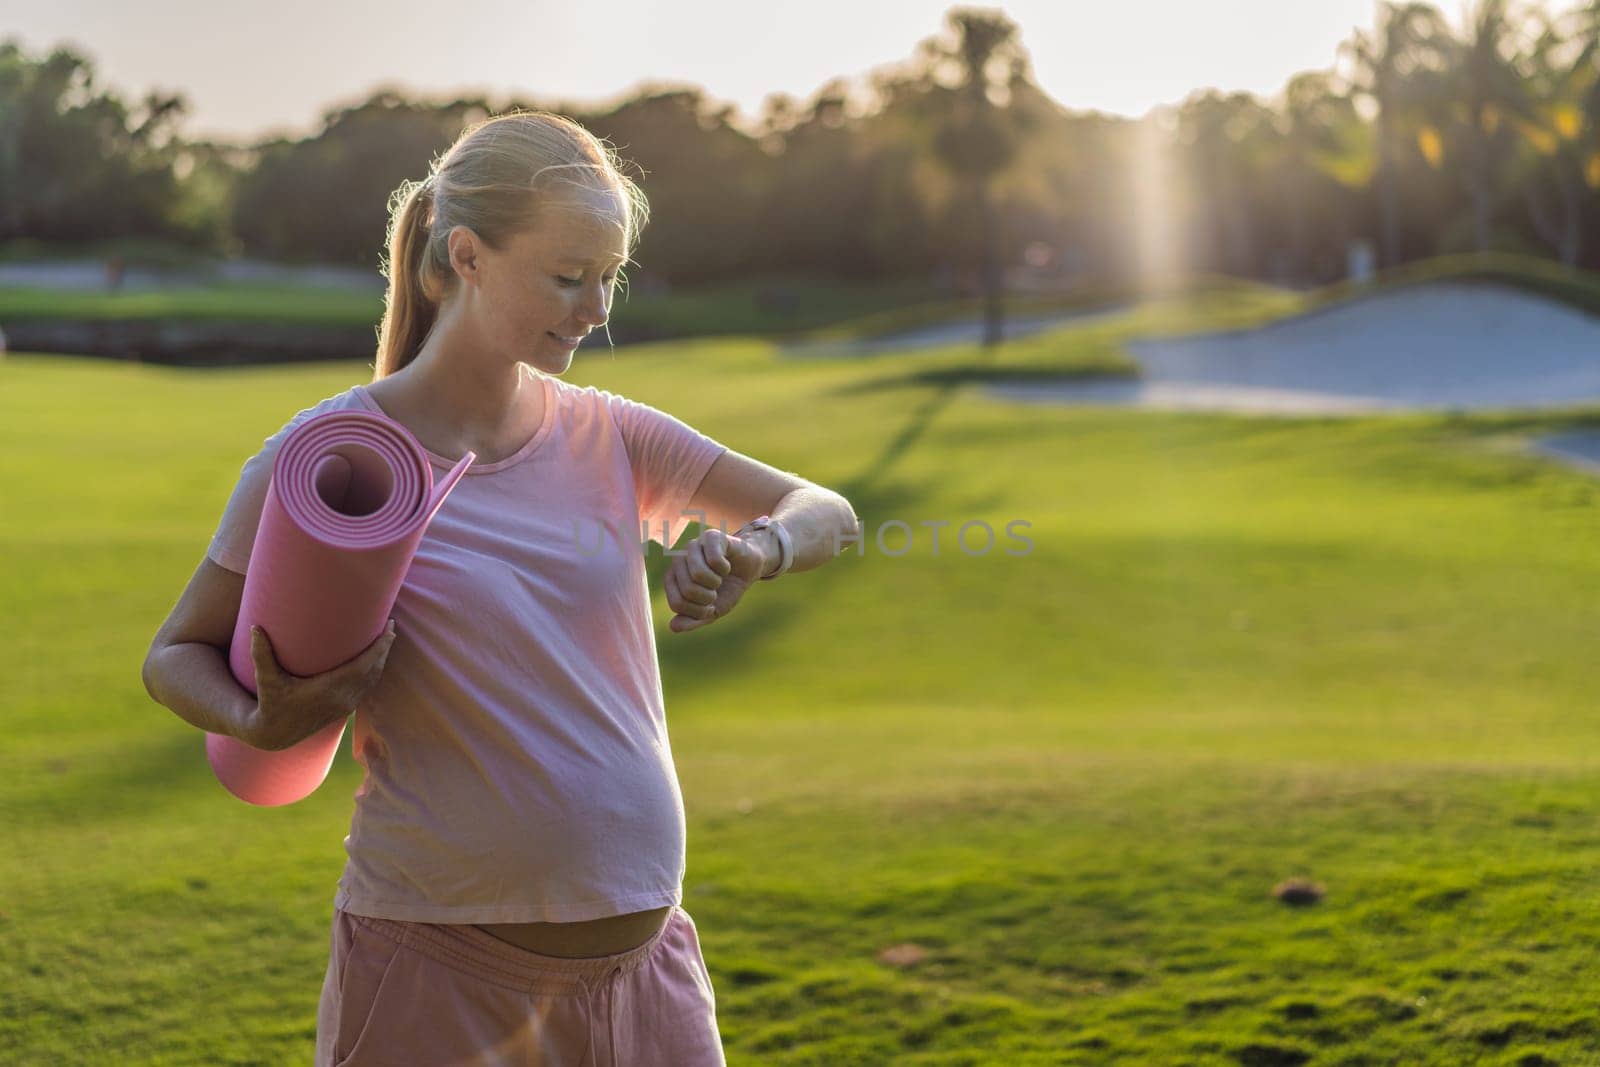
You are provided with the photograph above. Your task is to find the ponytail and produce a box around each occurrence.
[372,177,442,380]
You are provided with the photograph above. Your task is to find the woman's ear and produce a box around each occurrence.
[446,226,481,285]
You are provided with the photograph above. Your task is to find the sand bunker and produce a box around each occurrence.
[1531,430,1600,473]
[986,281,1600,415]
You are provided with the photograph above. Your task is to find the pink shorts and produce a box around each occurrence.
[314,904,725,1066]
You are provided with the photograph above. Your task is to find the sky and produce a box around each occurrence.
[3,0,1579,144]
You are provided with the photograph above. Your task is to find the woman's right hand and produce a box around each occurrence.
[238,620,398,751]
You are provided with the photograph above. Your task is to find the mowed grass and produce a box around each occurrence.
[0,274,947,338]
[7,313,1600,1065]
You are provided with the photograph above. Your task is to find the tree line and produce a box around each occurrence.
[5,2,1600,292]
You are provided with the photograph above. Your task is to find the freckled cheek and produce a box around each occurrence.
[510,294,560,337]
[495,305,535,342]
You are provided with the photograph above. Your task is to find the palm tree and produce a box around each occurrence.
[1275,71,1371,281]
[916,7,1035,348]
[1176,90,1278,277]
[1440,0,1535,252]
[1340,1,1454,267]
[1516,1,1600,265]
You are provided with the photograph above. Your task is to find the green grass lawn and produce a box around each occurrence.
[7,312,1600,1065]
[0,253,1303,348]
[0,273,950,339]
[0,282,387,327]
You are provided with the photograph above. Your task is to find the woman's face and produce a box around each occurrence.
[470,188,629,373]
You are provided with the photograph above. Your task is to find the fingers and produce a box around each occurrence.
[250,625,276,676]
[665,568,717,619]
[689,539,728,588]
[663,533,752,635]
[666,556,717,606]
[249,620,397,678]
[697,531,733,577]
[669,612,707,634]
[365,619,398,665]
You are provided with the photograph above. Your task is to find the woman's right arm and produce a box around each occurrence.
[143,555,399,751]
[155,398,398,749]
[142,556,256,740]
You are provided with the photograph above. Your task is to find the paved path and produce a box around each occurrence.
[986,282,1600,414]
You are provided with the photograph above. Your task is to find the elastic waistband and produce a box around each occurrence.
[345,905,680,996]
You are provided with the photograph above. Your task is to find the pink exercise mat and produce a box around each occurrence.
[206,408,474,806]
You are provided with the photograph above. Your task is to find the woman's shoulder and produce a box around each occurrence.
[544,371,605,403]
[543,371,632,424]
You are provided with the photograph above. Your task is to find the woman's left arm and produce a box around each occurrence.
[665,449,860,632]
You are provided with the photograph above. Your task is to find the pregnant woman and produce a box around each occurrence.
[141,109,860,1065]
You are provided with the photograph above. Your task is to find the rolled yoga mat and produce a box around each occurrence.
[206,408,475,807]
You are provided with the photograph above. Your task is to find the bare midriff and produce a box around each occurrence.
[473,904,674,959]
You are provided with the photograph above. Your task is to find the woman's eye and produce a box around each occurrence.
[556,274,618,287]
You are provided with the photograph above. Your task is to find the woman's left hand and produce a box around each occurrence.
[666,526,766,633]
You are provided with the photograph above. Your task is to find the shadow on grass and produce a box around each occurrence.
[649,478,925,691]
[650,370,980,683]
[827,365,1138,395]
[9,727,272,827]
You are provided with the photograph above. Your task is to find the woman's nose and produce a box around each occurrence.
[576,282,610,327]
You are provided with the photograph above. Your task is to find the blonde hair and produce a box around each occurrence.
[372,109,648,380]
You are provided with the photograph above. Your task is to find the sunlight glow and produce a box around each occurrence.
[1132,111,1183,292]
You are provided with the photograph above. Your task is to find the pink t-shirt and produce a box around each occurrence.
[206,367,729,923]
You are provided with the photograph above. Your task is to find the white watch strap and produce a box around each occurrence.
[760,519,794,581]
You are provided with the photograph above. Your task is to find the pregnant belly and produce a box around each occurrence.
[475,904,674,957]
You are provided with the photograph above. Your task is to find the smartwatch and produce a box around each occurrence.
[740,515,793,580]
